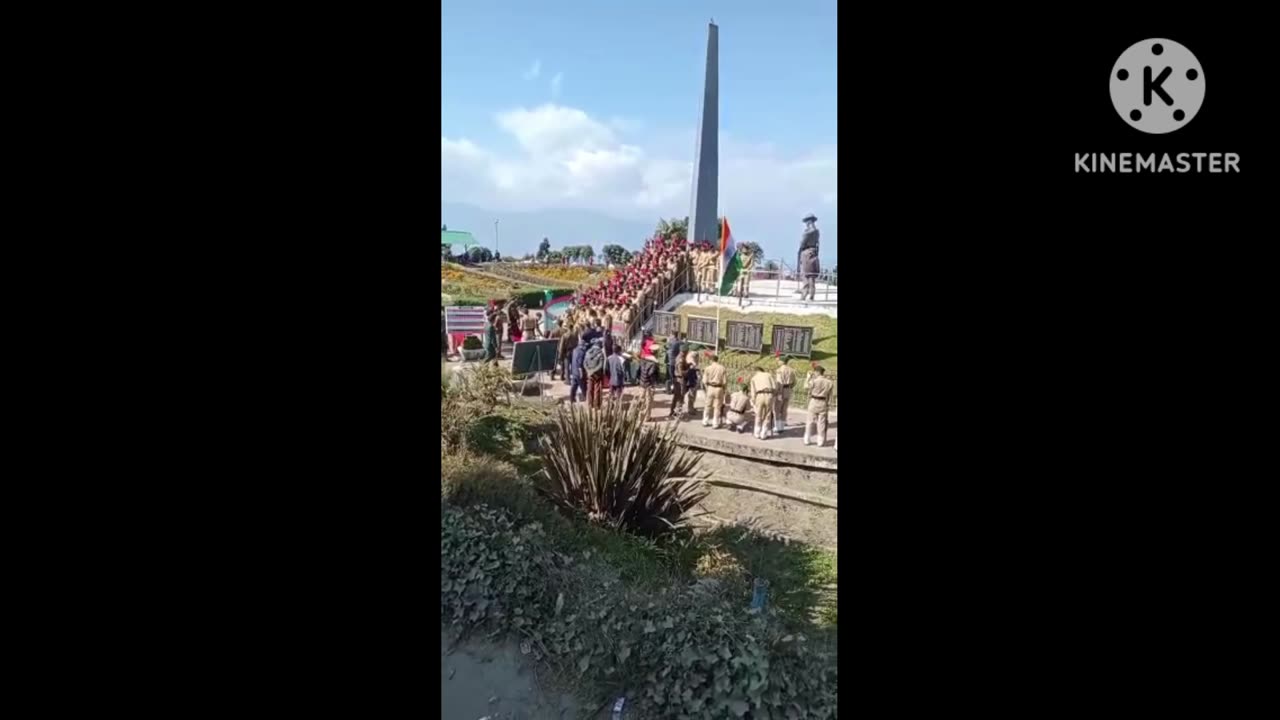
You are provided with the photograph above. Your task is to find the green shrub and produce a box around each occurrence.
[442,448,530,507]
[449,363,512,409]
[460,335,483,350]
[536,401,708,538]
[441,365,513,451]
[443,293,490,307]
[441,394,471,452]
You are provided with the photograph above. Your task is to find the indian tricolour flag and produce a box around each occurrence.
[717,216,742,296]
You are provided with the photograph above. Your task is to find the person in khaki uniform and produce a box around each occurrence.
[804,365,835,447]
[692,250,705,296]
[638,355,659,415]
[749,366,777,439]
[773,360,797,434]
[520,309,538,341]
[701,354,728,427]
[735,252,756,300]
[724,382,753,433]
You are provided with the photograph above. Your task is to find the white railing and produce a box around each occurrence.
[717,258,838,305]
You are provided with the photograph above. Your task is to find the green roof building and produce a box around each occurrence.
[441,230,478,247]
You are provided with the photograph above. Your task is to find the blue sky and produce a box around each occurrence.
[442,0,838,262]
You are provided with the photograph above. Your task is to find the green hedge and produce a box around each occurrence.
[509,287,575,309]
[448,292,491,304]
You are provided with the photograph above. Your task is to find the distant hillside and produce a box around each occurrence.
[441,202,654,259]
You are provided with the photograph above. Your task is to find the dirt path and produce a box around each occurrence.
[441,631,606,720]
[693,451,839,550]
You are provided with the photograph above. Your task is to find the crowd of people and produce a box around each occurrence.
[642,335,835,447]
[449,231,835,448]
[567,233,691,337]
[472,298,562,362]
[545,324,834,448]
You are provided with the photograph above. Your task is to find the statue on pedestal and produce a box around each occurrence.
[795,214,820,298]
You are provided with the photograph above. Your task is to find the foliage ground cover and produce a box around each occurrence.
[442,503,837,719]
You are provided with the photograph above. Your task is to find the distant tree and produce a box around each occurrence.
[467,246,494,263]
[763,260,779,272]
[537,237,551,259]
[738,242,764,262]
[494,252,501,261]
[655,217,689,242]
[581,245,595,262]
[546,250,565,264]
[831,265,838,286]
[441,224,447,231]
[603,244,632,265]
[442,244,451,260]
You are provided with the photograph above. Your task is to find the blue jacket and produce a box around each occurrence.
[570,345,587,377]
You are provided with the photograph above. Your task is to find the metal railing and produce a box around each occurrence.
[755,259,837,303]
[677,258,838,306]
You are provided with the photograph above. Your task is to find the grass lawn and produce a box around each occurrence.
[670,306,838,405]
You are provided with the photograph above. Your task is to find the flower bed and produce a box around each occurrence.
[517,264,615,286]
[441,264,537,300]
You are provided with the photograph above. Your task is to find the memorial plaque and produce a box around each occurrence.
[653,311,681,339]
[725,321,765,353]
[771,325,814,358]
[686,315,719,348]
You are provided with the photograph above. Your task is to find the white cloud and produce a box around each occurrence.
[522,59,541,80]
[550,71,563,98]
[441,103,836,254]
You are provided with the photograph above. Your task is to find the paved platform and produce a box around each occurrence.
[659,290,837,318]
[447,353,838,469]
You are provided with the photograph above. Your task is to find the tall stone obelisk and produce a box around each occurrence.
[688,22,719,248]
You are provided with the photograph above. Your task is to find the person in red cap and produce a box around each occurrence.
[637,339,659,415]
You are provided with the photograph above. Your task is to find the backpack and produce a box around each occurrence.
[584,345,605,374]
